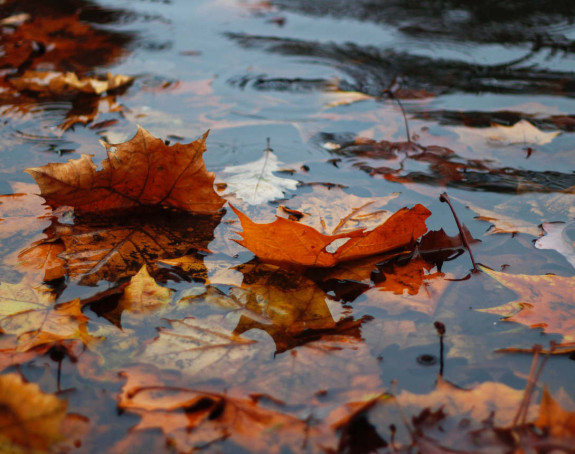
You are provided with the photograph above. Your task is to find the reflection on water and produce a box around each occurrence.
[0,0,574,452]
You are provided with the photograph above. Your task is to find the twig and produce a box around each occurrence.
[439,192,479,273]
[434,321,446,377]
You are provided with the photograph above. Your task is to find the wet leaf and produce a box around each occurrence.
[117,366,319,454]
[464,201,540,236]
[138,316,260,380]
[534,221,575,268]
[26,127,225,215]
[117,265,173,314]
[222,147,298,205]
[231,204,430,267]
[0,282,96,352]
[480,266,575,342]
[9,71,133,95]
[277,186,399,234]
[470,120,561,146]
[0,373,67,452]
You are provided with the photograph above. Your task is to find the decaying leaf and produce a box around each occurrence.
[222,147,298,205]
[117,265,173,314]
[464,201,540,236]
[232,204,430,267]
[118,366,318,454]
[535,221,575,268]
[470,119,561,146]
[0,373,67,452]
[277,186,399,234]
[0,279,97,352]
[480,266,575,342]
[138,316,260,380]
[9,70,133,95]
[26,127,225,215]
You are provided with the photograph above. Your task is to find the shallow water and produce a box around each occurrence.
[1,0,574,452]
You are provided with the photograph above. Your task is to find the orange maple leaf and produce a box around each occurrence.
[26,127,225,215]
[480,266,575,342]
[231,204,430,267]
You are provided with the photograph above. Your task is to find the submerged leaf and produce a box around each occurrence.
[480,266,575,342]
[535,221,575,268]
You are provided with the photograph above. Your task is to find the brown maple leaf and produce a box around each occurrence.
[0,373,67,451]
[26,127,225,215]
[117,366,318,454]
[480,266,575,342]
[232,204,430,267]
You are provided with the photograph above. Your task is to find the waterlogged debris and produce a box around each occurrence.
[222,143,298,205]
[535,221,575,268]
[480,266,575,342]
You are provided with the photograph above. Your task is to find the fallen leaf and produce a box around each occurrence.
[9,239,66,284]
[0,288,95,352]
[0,373,67,452]
[138,316,261,380]
[26,127,225,215]
[534,221,575,268]
[117,265,173,314]
[231,204,430,267]
[222,147,298,205]
[277,186,399,234]
[480,266,575,342]
[464,201,540,236]
[473,120,561,146]
[419,225,479,269]
[9,70,133,95]
[117,366,318,454]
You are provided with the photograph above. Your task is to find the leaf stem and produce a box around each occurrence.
[439,192,479,273]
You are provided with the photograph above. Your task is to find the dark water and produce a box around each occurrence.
[1,0,574,452]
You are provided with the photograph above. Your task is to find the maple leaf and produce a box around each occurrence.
[221,146,298,205]
[277,186,399,234]
[231,203,431,267]
[117,366,318,454]
[480,266,575,342]
[26,127,225,215]
[139,316,260,380]
[9,70,133,95]
[535,221,575,268]
[36,209,221,285]
[0,373,67,452]
[469,119,561,146]
[463,201,540,236]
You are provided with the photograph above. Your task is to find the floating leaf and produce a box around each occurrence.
[232,204,430,267]
[26,127,225,215]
